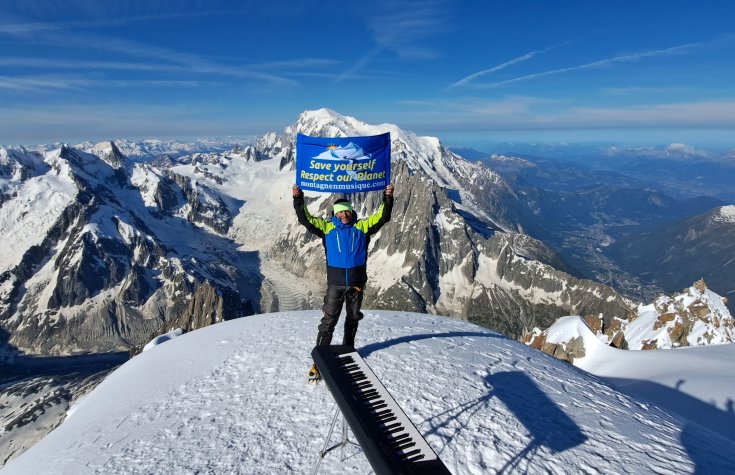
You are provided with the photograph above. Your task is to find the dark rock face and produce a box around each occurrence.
[49,234,131,309]
[611,207,735,313]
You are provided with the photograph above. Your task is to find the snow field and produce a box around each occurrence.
[5,311,735,474]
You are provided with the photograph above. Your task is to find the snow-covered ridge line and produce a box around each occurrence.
[3,137,257,163]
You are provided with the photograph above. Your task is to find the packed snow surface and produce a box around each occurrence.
[4,311,735,474]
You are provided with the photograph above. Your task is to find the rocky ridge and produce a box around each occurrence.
[611,205,735,313]
[523,279,733,363]
[0,142,259,354]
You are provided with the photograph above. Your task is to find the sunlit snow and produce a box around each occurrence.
[4,311,734,474]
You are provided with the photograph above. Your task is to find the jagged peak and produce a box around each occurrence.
[280,109,473,189]
[525,280,733,356]
[86,141,129,169]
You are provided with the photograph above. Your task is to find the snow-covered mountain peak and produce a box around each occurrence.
[666,143,699,155]
[0,146,48,182]
[53,144,123,181]
[88,141,128,169]
[289,108,373,138]
[597,143,717,161]
[284,109,491,194]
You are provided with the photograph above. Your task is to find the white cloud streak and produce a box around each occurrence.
[450,43,567,89]
[464,40,716,89]
[0,14,337,88]
[0,74,205,93]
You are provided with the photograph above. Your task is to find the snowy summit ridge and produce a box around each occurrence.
[4,310,735,474]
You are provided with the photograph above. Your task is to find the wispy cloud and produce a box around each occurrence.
[463,40,719,89]
[369,1,449,57]
[396,96,735,131]
[0,16,310,87]
[0,2,243,32]
[450,43,567,89]
[0,74,205,93]
[334,47,383,84]
[0,75,85,92]
[0,21,63,34]
[599,86,692,96]
[335,0,451,83]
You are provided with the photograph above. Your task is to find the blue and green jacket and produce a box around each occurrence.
[294,193,393,287]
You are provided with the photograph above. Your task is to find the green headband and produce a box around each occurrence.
[333,202,353,214]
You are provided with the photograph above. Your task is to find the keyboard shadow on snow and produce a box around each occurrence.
[358,331,507,358]
[357,332,587,471]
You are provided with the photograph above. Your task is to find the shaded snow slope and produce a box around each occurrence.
[540,315,735,443]
[4,311,734,474]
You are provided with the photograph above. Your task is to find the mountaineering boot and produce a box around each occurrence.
[316,329,333,347]
[308,363,322,383]
[343,322,358,348]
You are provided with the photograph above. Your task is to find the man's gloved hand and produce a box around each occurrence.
[292,184,303,198]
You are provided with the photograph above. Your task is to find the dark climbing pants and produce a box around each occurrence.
[316,285,364,347]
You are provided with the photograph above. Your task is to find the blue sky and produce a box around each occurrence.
[1,0,734,149]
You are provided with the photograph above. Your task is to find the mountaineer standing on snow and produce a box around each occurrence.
[292,183,394,381]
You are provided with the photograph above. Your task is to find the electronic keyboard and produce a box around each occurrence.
[312,345,452,475]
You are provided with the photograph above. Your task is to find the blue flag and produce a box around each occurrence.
[296,132,391,193]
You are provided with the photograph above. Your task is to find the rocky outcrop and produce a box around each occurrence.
[523,280,733,361]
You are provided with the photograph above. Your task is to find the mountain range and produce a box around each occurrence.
[449,145,734,309]
[1,109,642,357]
[2,109,734,467]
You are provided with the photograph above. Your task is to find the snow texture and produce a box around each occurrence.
[4,311,735,474]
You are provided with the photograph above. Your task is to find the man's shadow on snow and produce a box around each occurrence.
[359,333,586,471]
[485,371,587,473]
[419,370,586,473]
